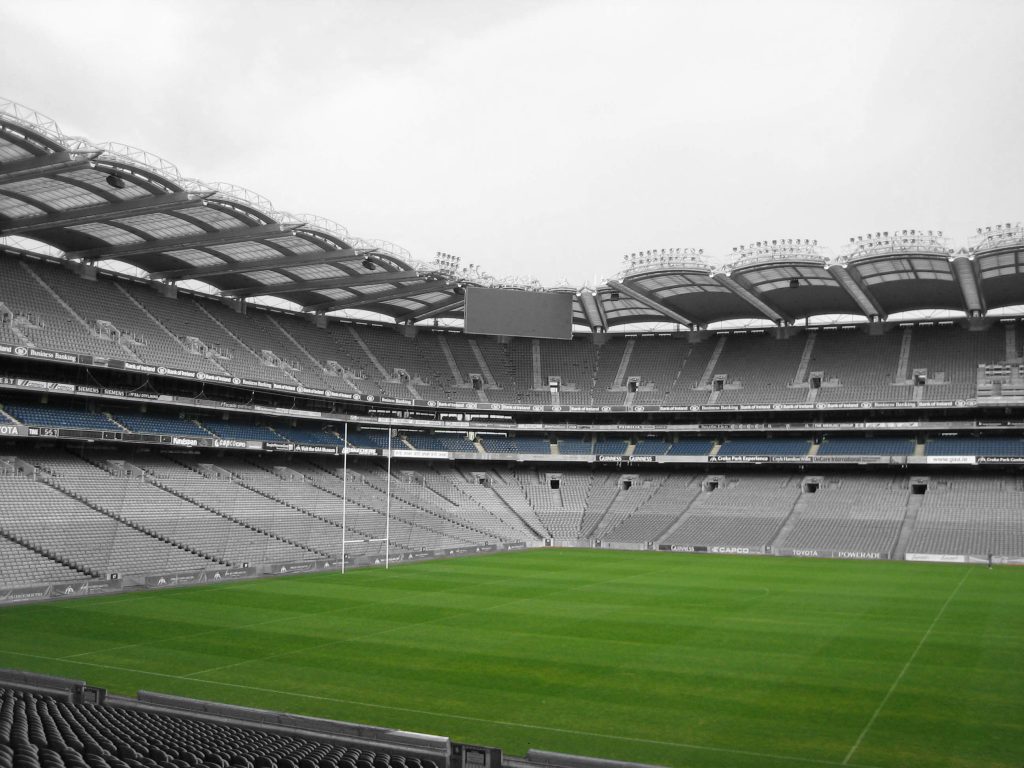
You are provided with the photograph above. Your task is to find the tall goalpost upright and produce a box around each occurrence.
[385,423,393,569]
[340,420,393,574]
[341,422,348,574]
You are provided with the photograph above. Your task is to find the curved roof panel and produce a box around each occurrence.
[1,99,1022,330]
[728,258,862,319]
[613,266,762,326]
[0,99,457,323]
[841,252,964,314]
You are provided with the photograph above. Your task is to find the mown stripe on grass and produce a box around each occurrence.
[0,648,884,768]
[842,566,972,764]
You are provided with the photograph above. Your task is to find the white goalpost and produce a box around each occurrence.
[385,423,392,569]
[341,421,348,574]
[340,420,392,574]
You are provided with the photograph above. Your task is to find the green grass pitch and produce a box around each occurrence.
[1,549,1021,768]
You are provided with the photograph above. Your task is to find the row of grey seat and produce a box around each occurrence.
[0,254,1013,408]
[2,449,1022,589]
[0,687,437,768]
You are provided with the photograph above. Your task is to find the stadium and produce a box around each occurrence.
[1,40,1023,768]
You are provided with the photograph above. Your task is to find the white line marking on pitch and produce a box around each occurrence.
[842,567,973,765]
[0,648,885,768]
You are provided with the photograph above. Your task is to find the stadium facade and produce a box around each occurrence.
[1,96,1023,599]
[3,98,1024,768]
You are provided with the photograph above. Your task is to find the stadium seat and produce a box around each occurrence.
[4,403,118,431]
[718,438,810,456]
[0,687,435,768]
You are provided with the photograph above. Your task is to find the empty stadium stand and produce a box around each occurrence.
[594,439,629,454]
[0,684,442,768]
[773,476,909,555]
[659,474,802,550]
[905,476,1024,557]
[479,436,550,454]
[346,430,402,450]
[4,404,118,431]
[632,439,670,455]
[5,253,1023,410]
[0,258,127,361]
[406,434,476,452]
[556,439,593,455]
[717,438,811,456]
[271,426,346,446]
[925,436,1024,456]
[666,438,716,456]
[3,249,1024,596]
[200,420,280,442]
[108,412,210,437]
[817,436,916,455]
[2,437,1024,590]
[0,468,216,579]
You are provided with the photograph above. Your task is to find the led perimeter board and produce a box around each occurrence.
[464,286,573,339]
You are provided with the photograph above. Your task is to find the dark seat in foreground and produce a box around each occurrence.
[0,687,438,768]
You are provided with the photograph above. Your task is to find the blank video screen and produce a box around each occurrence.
[463,287,573,340]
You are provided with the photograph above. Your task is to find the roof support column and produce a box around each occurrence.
[712,272,790,324]
[605,280,695,328]
[579,291,605,333]
[827,264,885,321]
[950,251,985,317]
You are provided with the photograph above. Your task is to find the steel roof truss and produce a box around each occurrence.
[148,246,361,281]
[713,272,791,323]
[393,296,465,324]
[0,192,210,237]
[827,264,887,319]
[607,280,694,327]
[64,222,300,263]
[303,280,449,313]
[224,269,421,298]
[0,150,101,184]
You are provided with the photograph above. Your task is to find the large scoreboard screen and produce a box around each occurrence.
[463,287,573,340]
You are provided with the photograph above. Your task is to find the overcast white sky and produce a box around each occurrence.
[2,0,1023,285]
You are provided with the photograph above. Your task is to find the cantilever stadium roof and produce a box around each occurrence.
[1,99,1022,330]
